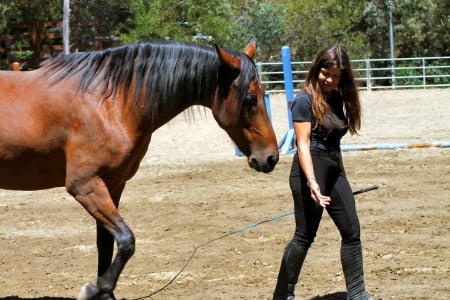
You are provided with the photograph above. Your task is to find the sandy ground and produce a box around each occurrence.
[0,89,449,300]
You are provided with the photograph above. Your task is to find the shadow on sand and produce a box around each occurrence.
[0,298,74,300]
[0,292,347,300]
[309,291,348,300]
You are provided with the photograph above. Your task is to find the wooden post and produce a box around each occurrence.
[31,21,41,64]
[12,62,20,71]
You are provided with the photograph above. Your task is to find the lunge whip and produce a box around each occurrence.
[132,184,379,299]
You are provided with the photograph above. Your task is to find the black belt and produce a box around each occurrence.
[310,149,341,160]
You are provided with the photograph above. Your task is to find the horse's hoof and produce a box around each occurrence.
[98,293,116,300]
[77,283,99,300]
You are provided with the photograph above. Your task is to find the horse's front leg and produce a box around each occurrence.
[67,177,135,300]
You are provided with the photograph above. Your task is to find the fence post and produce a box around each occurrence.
[278,46,296,154]
[365,58,371,90]
[256,62,262,76]
[422,58,426,89]
[63,0,70,55]
[390,60,396,89]
[12,62,20,71]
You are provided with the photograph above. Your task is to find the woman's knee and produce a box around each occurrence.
[340,224,361,244]
[292,232,315,248]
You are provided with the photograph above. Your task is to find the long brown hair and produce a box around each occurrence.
[304,45,361,135]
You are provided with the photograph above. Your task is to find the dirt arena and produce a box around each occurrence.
[0,89,449,300]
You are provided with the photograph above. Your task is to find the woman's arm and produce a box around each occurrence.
[293,121,331,208]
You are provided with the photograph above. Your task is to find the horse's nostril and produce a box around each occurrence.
[260,154,278,173]
[250,157,260,169]
[249,153,278,173]
[269,155,277,165]
[267,154,279,168]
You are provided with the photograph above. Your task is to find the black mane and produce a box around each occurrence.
[41,41,258,120]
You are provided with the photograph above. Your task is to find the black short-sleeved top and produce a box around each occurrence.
[291,90,348,151]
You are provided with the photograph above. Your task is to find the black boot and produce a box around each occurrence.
[341,243,373,300]
[273,242,308,300]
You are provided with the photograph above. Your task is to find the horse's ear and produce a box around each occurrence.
[215,44,241,70]
[243,40,257,59]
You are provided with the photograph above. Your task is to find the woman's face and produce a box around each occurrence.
[318,66,341,95]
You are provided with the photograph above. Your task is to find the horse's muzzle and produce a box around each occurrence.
[248,152,279,173]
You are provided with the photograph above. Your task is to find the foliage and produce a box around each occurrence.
[359,0,450,58]
[0,0,449,67]
[395,59,450,86]
[0,0,62,23]
[69,0,133,50]
[237,0,287,60]
[120,0,245,50]
[0,3,8,32]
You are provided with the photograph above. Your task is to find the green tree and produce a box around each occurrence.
[1,0,449,65]
[237,0,287,60]
[69,0,133,50]
[358,0,450,58]
[281,0,367,61]
[0,0,62,23]
[394,0,450,57]
[121,0,245,50]
[0,2,10,32]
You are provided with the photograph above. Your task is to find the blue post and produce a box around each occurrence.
[278,46,296,154]
[264,93,272,122]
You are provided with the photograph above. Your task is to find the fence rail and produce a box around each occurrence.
[1,21,63,70]
[257,56,450,93]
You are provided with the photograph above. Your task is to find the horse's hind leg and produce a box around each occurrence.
[96,184,126,280]
[67,177,135,300]
[97,221,115,279]
[79,221,117,300]
[81,220,135,300]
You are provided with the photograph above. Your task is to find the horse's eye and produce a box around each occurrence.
[245,94,257,109]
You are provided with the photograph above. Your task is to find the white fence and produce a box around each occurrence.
[257,56,450,93]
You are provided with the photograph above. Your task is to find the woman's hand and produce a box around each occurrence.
[308,179,331,208]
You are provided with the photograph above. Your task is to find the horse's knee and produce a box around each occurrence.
[118,232,135,260]
[115,220,135,257]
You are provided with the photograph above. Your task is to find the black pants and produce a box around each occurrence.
[289,151,361,248]
[274,151,368,299]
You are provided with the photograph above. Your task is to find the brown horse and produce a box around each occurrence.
[0,40,278,299]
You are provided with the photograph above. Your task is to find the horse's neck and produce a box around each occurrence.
[146,101,196,131]
[143,87,214,131]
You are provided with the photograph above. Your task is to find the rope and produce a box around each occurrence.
[130,185,378,299]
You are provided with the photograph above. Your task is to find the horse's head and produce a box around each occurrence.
[212,41,279,173]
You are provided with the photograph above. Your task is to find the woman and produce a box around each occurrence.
[273,45,373,300]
